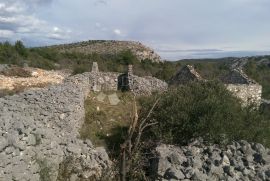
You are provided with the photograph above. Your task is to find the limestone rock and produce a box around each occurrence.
[151,140,270,181]
[0,73,111,181]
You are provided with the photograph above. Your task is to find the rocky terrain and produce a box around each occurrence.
[48,40,162,63]
[0,64,168,180]
[152,139,270,181]
[0,58,269,180]
[0,73,111,181]
[0,65,69,97]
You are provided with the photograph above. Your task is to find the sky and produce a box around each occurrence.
[0,0,270,60]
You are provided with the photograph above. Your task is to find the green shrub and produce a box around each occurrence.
[1,66,32,77]
[15,40,28,58]
[140,81,269,146]
[117,50,137,65]
[72,64,90,74]
[245,60,270,99]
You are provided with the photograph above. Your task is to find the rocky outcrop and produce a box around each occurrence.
[0,73,111,181]
[49,40,162,63]
[151,140,270,181]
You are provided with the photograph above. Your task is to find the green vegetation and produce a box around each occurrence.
[14,40,28,58]
[1,66,32,77]
[94,81,270,180]
[139,81,270,147]
[36,159,52,181]
[244,58,270,99]
[0,41,177,80]
[0,41,229,83]
[80,92,133,150]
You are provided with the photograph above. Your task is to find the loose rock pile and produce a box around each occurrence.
[152,140,270,181]
[130,75,168,96]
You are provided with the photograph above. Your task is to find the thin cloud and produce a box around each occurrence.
[94,0,107,6]
[113,29,122,36]
[1,0,270,59]
[0,0,71,42]
[0,29,14,38]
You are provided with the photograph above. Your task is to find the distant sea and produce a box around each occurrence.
[158,50,270,61]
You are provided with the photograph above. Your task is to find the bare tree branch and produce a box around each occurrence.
[120,95,160,181]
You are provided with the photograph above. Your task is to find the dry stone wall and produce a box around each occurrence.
[89,62,168,95]
[170,64,262,105]
[89,72,120,92]
[226,84,262,105]
[129,75,168,96]
[0,63,167,180]
[0,73,110,181]
[223,67,262,105]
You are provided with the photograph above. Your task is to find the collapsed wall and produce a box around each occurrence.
[129,75,168,96]
[0,73,110,181]
[169,65,204,85]
[222,67,262,105]
[170,65,262,105]
[226,84,262,105]
[89,63,168,95]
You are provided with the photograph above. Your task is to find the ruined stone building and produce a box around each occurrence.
[222,68,262,105]
[169,65,204,85]
[170,64,262,105]
[89,62,168,95]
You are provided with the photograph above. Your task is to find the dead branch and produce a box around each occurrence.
[120,95,160,181]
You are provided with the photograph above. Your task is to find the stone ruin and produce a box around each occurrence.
[0,73,111,181]
[170,64,262,105]
[169,65,204,85]
[0,61,263,180]
[223,69,262,106]
[0,62,167,180]
[89,62,168,95]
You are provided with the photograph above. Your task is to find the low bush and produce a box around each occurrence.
[72,64,89,75]
[1,66,32,77]
[140,81,270,146]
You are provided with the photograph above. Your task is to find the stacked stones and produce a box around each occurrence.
[89,62,120,92]
[127,64,135,91]
[0,63,167,180]
[131,75,168,96]
[0,73,110,181]
[223,59,262,106]
[151,139,270,181]
[170,64,262,106]
[88,62,168,95]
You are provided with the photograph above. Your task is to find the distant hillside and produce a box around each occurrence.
[1,41,270,100]
[47,40,162,63]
